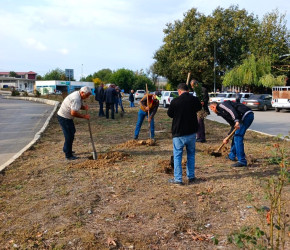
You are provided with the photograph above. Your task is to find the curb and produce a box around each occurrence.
[0,97,60,172]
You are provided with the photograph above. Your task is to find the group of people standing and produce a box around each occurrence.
[56,82,254,188]
[94,84,124,119]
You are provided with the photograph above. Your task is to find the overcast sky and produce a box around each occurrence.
[0,0,289,80]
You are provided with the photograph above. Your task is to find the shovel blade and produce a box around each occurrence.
[211,151,222,157]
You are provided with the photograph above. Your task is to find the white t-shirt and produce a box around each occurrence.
[57,91,83,119]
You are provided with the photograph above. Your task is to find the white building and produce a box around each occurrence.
[0,71,37,91]
[35,80,95,95]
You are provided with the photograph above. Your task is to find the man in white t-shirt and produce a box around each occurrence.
[57,86,91,160]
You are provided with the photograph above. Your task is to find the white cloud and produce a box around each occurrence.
[59,48,69,55]
[25,38,47,51]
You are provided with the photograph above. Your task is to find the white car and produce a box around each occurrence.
[223,93,253,103]
[160,91,178,108]
[210,92,235,103]
[134,90,145,100]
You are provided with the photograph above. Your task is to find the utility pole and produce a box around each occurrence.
[214,43,216,93]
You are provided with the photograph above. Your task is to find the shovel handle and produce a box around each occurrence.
[216,128,238,153]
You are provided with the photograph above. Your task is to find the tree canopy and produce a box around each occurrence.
[153,6,289,90]
[42,68,67,80]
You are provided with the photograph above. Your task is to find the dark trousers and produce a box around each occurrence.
[98,101,105,116]
[106,103,115,119]
[196,117,205,141]
[57,115,76,158]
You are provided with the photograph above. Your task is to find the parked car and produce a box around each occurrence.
[160,91,178,108]
[49,90,62,95]
[242,94,272,111]
[209,92,218,103]
[210,92,235,103]
[223,93,253,103]
[134,90,145,100]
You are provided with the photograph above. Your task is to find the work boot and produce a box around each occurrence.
[188,178,196,185]
[168,178,184,186]
[66,156,79,161]
[225,155,237,161]
[231,162,247,167]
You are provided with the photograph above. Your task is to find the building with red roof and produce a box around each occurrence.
[0,71,37,91]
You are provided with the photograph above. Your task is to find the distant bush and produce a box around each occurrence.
[11,90,20,96]
[23,91,29,97]
[34,90,41,97]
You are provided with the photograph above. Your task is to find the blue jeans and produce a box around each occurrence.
[57,115,76,158]
[173,133,196,182]
[229,112,254,165]
[130,101,135,107]
[98,101,105,116]
[134,109,154,139]
[115,99,119,113]
[119,98,124,112]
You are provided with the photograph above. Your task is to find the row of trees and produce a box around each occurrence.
[37,68,155,93]
[80,68,155,92]
[153,6,290,91]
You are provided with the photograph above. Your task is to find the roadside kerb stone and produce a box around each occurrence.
[0,97,60,172]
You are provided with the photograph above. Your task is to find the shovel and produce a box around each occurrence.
[87,110,97,160]
[211,128,238,157]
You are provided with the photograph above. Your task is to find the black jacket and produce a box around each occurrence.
[129,92,134,102]
[104,87,117,104]
[95,86,104,102]
[167,92,202,138]
[217,101,253,133]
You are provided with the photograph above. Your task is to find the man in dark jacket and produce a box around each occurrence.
[167,83,202,185]
[94,83,105,117]
[129,89,135,107]
[209,101,254,167]
[104,84,117,119]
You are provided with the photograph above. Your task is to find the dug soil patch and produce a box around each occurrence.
[0,103,289,249]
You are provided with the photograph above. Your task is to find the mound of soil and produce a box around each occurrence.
[70,151,129,169]
[116,139,156,149]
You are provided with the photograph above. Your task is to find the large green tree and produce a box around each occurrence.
[153,6,289,90]
[93,69,112,83]
[133,74,155,91]
[109,68,135,92]
[43,68,66,80]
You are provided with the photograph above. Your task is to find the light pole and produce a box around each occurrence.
[214,43,216,93]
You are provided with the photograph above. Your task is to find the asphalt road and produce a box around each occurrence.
[207,109,290,138]
[0,96,54,166]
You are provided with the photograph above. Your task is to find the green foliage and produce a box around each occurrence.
[43,68,66,80]
[109,68,135,92]
[83,74,93,82]
[259,74,286,88]
[164,83,174,90]
[11,89,20,96]
[153,6,289,90]
[23,91,29,97]
[93,69,112,83]
[223,55,272,88]
[228,136,289,250]
[227,226,266,249]
[9,71,18,77]
[34,90,41,97]
[133,75,154,91]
